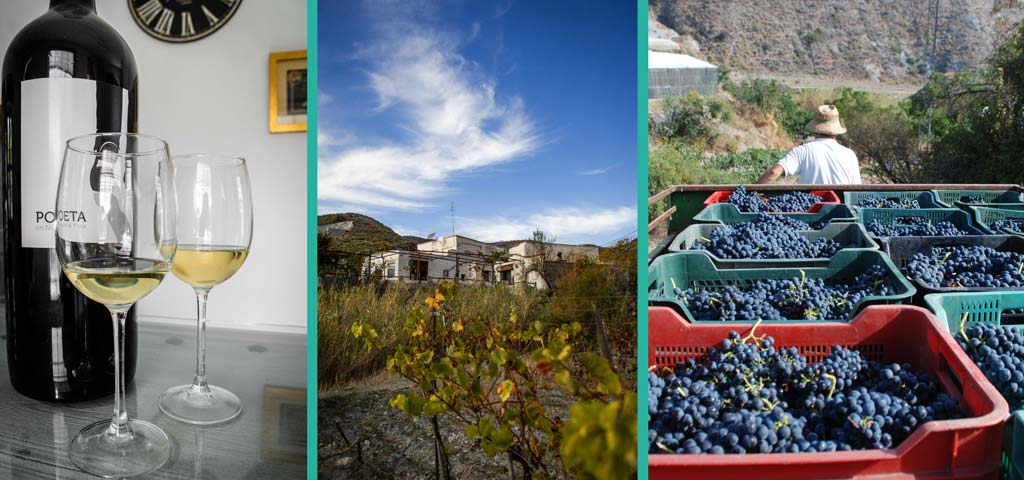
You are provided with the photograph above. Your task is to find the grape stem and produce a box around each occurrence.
[741,319,763,344]
[959,312,970,344]
[822,373,837,399]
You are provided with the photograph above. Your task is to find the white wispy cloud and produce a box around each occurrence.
[580,165,614,176]
[456,206,636,244]
[318,10,541,212]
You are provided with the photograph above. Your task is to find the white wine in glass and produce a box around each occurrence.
[159,154,253,425]
[56,133,177,478]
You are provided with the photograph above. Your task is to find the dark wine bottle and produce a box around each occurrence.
[0,0,139,401]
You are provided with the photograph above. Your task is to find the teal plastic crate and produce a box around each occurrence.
[925,291,1024,480]
[844,190,944,209]
[858,207,992,238]
[648,249,915,323]
[973,206,1024,235]
[667,222,879,268]
[691,203,857,226]
[932,188,1024,209]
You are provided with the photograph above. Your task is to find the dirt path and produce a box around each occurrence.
[317,374,575,479]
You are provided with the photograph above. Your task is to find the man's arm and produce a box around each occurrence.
[757,164,785,184]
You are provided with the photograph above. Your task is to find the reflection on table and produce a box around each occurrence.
[0,320,306,479]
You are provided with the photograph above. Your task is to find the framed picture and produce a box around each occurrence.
[269,50,308,133]
[261,385,306,464]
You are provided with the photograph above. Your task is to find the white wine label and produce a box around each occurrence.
[20,78,129,248]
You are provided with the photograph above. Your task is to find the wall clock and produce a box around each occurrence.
[128,0,242,43]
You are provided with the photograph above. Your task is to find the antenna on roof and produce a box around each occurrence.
[450,201,456,237]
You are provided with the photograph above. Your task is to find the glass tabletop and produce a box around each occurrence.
[0,319,306,479]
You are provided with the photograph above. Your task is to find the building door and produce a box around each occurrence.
[410,259,429,281]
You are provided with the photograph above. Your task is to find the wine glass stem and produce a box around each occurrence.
[108,308,130,437]
[191,290,211,393]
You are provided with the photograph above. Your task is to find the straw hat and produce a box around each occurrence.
[806,104,847,135]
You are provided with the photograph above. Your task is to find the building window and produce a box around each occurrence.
[556,252,563,260]
[386,261,395,278]
[443,269,450,278]
[460,274,466,280]
[483,271,491,282]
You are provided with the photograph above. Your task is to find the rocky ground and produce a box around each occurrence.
[317,373,576,480]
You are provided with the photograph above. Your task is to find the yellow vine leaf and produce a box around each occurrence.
[498,379,516,402]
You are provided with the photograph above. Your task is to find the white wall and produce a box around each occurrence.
[0,1,308,333]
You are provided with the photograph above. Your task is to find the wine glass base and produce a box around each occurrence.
[158,384,242,425]
[69,419,171,478]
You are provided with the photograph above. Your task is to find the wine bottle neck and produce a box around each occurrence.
[50,0,96,11]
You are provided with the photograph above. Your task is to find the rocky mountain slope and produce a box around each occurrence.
[318,213,427,253]
[650,0,1024,83]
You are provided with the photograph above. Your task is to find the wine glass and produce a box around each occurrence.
[158,154,253,425]
[56,133,177,478]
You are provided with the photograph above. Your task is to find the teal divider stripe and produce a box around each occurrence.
[306,0,318,478]
[636,0,649,477]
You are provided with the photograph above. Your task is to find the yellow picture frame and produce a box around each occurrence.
[268,50,308,133]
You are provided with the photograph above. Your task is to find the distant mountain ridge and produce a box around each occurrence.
[318,213,602,255]
[318,213,428,253]
[650,0,1024,83]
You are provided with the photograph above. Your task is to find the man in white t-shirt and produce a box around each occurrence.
[756,104,862,185]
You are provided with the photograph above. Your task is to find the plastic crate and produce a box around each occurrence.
[844,190,944,209]
[883,234,1024,269]
[858,208,992,238]
[647,249,915,322]
[932,189,1024,209]
[973,206,1024,235]
[666,222,880,268]
[691,203,857,226]
[924,291,1024,480]
[703,189,841,213]
[896,236,1024,300]
[647,305,1009,480]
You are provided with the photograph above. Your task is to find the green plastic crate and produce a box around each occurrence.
[973,206,1024,235]
[932,188,1024,209]
[647,249,915,323]
[924,291,1024,480]
[844,190,944,209]
[858,207,992,238]
[691,203,857,226]
[667,222,879,268]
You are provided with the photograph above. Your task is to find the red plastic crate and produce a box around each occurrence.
[647,305,1009,479]
[703,189,842,213]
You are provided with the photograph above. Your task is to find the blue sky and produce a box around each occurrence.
[318,0,636,245]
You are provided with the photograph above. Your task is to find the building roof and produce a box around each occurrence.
[648,50,717,70]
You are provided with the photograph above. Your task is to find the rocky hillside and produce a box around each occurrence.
[318,213,427,253]
[650,0,1024,83]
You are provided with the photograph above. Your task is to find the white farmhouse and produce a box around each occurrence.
[367,234,600,289]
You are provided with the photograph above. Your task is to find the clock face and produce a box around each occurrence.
[128,0,242,43]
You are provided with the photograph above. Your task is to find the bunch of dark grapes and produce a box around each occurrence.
[727,186,821,213]
[866,217,968,237]
[676,265,895,321]
[957,322,1024,411]
[649,332,961,454]
[905,246,1024,289]
[856,197,921,209]
[994,219,1024,233]
[692,213,845,260]
[961,195,987,204]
